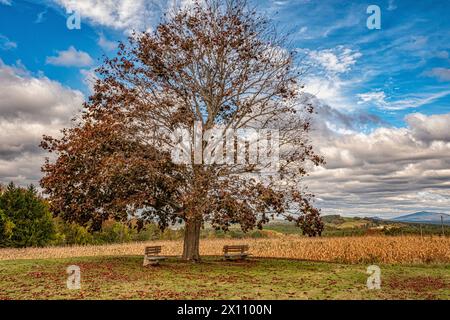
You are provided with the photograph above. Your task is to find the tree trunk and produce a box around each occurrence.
[182,218,201,261]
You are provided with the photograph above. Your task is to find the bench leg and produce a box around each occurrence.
[143,255,149,267]
[143,256,162,267]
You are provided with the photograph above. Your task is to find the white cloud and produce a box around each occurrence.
[98,33,116,51]
[54,0,161,32]
[425,68,450,81]
[387,0,397,11]
[386,90,450,110]
[305,100,450,217]
[357,91,387,107]
[52,0,197,33]
[0,0,11,6]
[0,60,84,185]
[300,46,363,110]
[298,26,308,34]
[35,10,47,24]
[321,10,362,38]
[303,76,351,110]
[434,51,449,59]
[0,34,17,50]
[406,113,450,143]
[357,89,450,111]
[46,46,93,67]
[308,46,362,74]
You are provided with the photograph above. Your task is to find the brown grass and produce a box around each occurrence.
[0,235,449,264]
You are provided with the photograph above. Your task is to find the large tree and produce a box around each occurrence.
[41,0,324,261]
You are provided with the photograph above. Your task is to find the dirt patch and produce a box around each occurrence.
[386,276,449,292]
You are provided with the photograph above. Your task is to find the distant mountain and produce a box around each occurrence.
[390,211,450,225]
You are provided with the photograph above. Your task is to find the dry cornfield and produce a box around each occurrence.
[0,235,449,264]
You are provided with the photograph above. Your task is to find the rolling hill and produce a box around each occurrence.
[262,214,450,237]
[390,211,450,225]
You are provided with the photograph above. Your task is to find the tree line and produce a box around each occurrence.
[0,182,273,248]
[0,183,180,247]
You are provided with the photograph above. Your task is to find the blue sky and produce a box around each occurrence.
[1,0,449,126]
[0,0,120,94]
[262,0,450,127]
[1,0,450,217]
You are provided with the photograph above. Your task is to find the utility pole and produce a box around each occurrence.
[441,215,445,237]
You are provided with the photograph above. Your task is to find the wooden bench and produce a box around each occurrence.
[143,246,166,266]
[223,245,250,260]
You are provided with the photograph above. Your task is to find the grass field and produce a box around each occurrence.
[1,236,448,300]
[0,256,448,300]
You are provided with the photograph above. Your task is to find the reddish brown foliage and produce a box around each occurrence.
[40,0,324,260]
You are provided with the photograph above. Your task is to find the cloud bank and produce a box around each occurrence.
[0,60,84,185]
[304,94,450,217]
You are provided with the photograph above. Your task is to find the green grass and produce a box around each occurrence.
[0,256,448,300]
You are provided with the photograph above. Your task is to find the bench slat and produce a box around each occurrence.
[145,246,162,255]
[143,246,165,267]
[147,256,166,260]
[223,245,249,255]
